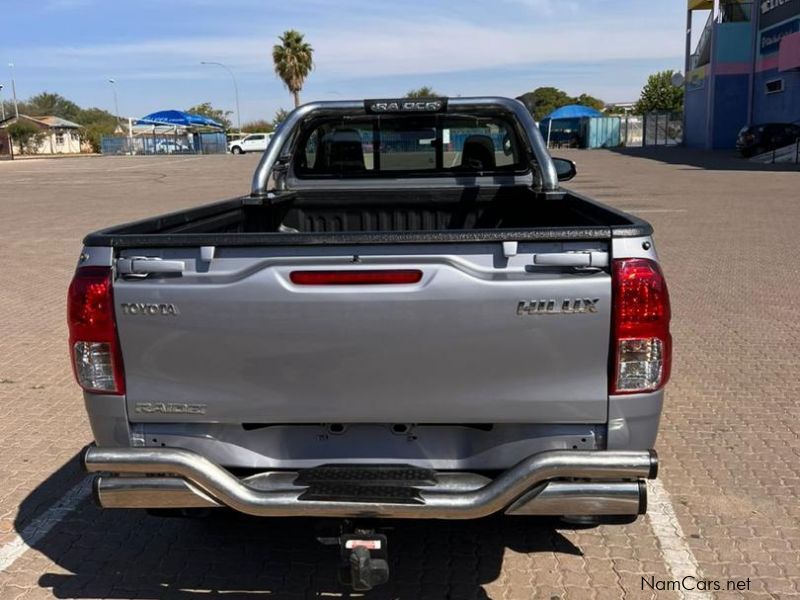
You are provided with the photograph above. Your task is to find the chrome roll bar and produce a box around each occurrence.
[250,97,559,196]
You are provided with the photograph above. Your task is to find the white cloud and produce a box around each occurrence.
[498,0,580,15]
[32,16,682,80]
[310,19,681,77]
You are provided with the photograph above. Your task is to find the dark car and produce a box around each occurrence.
[736,122,800,157]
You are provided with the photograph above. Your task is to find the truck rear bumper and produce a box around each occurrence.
[83,446,657,519]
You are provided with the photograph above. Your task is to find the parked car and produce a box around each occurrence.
[228,132,273,154]
[154,140,190,154]
[736,122,800,157]
[71,97,669,591]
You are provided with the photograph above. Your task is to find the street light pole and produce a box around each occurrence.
[200,61,241,132]
[8,63,19,118]
[108,78,120,124]
[0,85,6,121]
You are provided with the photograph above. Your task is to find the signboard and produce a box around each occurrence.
[760,0,800,29]
[761,18,800,53]
[778,30,800,70]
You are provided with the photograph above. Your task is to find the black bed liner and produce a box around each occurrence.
[83,187,652,248]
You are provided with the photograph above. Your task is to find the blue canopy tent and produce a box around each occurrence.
[128,110,227,155]
[136,110,224,129]
[540,105,604,148]
[544,105,604,121]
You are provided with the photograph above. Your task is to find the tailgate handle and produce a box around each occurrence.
[117,257,185,277]
[531,251,609,268]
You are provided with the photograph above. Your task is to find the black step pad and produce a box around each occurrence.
[294,464,437,487]
[299,483,424,504]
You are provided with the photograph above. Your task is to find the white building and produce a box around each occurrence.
[0,115,84,155]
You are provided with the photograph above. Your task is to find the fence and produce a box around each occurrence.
[643,113,683,147]
[620,115,644,147]
[752,138,800,165]
[101,131,227,155]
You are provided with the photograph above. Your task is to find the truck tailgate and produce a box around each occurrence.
[114,243,611,424]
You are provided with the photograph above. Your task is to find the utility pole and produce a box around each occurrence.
[8,63,19,118]
[200,61,241,132]
[108,79,120,125]
[0,85,6,121]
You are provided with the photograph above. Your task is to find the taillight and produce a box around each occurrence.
[67,266,125,394]
[610,258,671,394]
[290,270,423,285]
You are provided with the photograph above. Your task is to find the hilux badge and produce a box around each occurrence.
[517,299,599,316]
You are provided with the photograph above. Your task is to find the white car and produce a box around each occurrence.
[228,133,273,155]
[155,140,190,154]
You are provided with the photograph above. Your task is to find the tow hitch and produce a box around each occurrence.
[317,522,390,591]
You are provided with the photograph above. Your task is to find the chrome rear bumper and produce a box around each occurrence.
[83,446,657,519]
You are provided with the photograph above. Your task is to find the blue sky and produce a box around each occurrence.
[1,0,687,123]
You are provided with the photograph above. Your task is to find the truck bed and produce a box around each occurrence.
[84,187,651,247]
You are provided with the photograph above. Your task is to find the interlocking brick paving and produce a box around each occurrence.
[0,150,797,599]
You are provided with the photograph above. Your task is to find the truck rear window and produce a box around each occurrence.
[297,115,524,177]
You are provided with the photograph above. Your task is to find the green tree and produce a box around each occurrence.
[272,30,314,108]
[74,107,118,153]
[634,70,684,114]
[2,100,17,120]
[517,87,574,121]
[241,119,274,134]
[404,86,441,98]
[272,108,290,130]
[517,87,607,121]
[575,93,605,112]
[82,124,115,153]
[186,102,232,129]
[7,121,46,154]
[25,92,82,121]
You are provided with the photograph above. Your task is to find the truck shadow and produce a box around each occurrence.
[18,454,583,599]
[609,146,800,171]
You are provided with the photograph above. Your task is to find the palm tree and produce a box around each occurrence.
[272,30,314,108]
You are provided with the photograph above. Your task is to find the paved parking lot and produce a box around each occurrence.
[0,150,798,599]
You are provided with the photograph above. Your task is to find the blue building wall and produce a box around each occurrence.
[712,74,750,148]
[684,82,709,148]
[685,2,800,149]
[715,22,753,62]
[753,69,800,123]
[683,20,753,149]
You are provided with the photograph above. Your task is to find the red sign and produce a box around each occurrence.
[778,30,800,70]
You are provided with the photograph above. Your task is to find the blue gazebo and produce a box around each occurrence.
[540,105,605,148]
[131,110,227,155]
[136,110,224,129]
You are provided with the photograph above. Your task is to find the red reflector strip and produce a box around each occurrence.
[290,270,423,286]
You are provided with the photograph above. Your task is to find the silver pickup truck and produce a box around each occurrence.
[70,97,670,589]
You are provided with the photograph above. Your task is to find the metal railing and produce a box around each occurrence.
[766,138,800,165]
[691,12,714,69]
[718,1,752,22]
